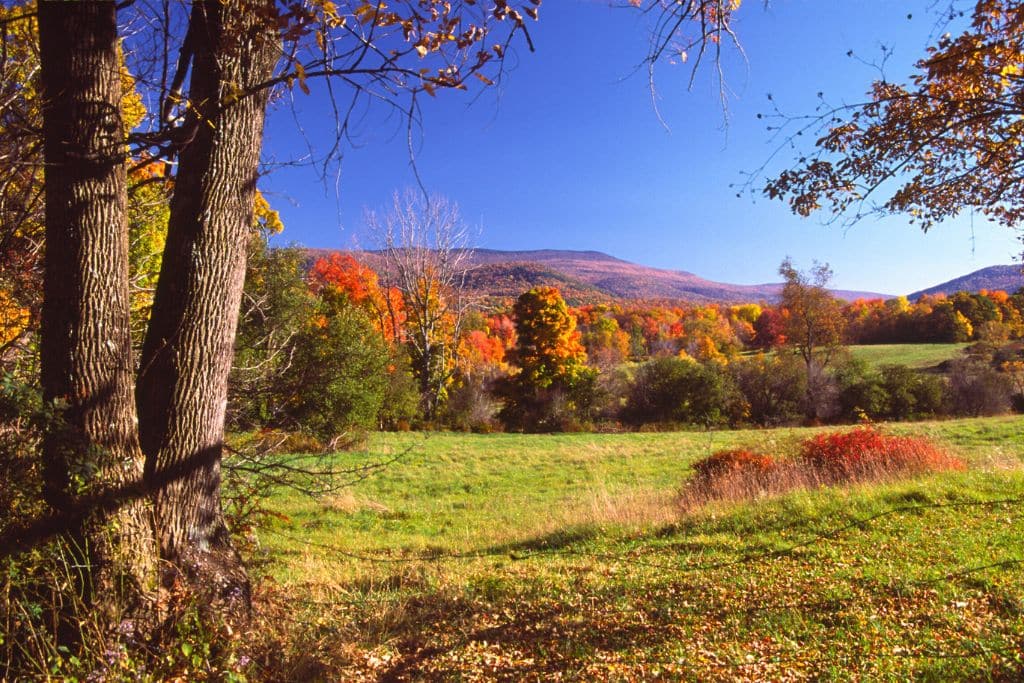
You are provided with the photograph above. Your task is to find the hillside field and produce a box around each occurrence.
[740,343,970,371]
[847,343,971,370]
[249,417,1024,680]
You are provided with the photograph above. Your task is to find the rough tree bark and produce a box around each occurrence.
[38,0,155,614]
[137,0,278,616]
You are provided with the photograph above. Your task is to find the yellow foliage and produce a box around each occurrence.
[0,289,29,347]
[118,41,147,131]
[254,191,285,235]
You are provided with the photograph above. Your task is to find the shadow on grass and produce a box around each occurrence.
[375,587,684,681]
[481,525,601,555]
[251,562,1024,682]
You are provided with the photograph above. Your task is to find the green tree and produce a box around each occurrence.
[276,299,390,440]
[228,239,314,431]
[625,356,740,427]
[730,353,807,426]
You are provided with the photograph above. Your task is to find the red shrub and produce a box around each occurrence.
[681,428,963,510]
[800,426,964,480]
[800,427,886,474]
[681,449,781,508]
[692,448,776,482]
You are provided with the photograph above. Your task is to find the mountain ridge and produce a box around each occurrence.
[908,264,1024,299]
[305,247,898,304]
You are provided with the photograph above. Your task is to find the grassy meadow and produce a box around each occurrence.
[740,343,969,372]
[847,343,971,370]
[249,417,1024,680]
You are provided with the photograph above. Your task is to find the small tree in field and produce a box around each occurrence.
[500,287,596,432]
[778,258,846,418]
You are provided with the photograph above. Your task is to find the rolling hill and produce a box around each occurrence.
[305,247,895,304]
[459,249,892,304]
[908,264,1024,299]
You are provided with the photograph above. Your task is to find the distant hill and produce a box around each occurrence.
[460,249,891,303]
[462,262,611,307]
[908,265,1024,299]
[304,248,893,304]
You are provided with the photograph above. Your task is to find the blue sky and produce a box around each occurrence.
[261,0,1023,296]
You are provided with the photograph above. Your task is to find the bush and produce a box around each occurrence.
[0,376,44,528]
[879,364,945,420]
[497,366,600,433]
[691,448,777,485]
[681,448,779,508]
[624,357,741,427]
[946,358,1013,416]
[692,448,776,481]
[378,351,421,430]
[229,242,315,431]
[272,304,391,440]
[799,426,963,479]
[833,357,886,421]
[681,427,963,509]
[730,353,806,426]
[443,375,502,432]
[803,359,841,422]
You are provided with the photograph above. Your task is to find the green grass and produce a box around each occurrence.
[847,343,970,370]
[248,417,1024,680]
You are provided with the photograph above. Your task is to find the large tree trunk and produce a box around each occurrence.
[137,0,277,618]
[38,0,155,617]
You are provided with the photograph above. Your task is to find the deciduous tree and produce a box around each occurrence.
[777,258,846,417]
[500,286,596,431]
[765,0,1024,258]
[37,0,155,617]
[369,191,475,419]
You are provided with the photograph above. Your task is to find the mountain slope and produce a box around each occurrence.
[909,264,1024,299]
[305,248,893,304]
[460,249,890,303]
[463,262,611,306]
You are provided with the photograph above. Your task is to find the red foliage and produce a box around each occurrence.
[309,253,379,304]
[487,314,517,351]
[308,253,405,342]
[458,328,506,378]
[682,428,963,510]
[692,448,776,482]
[752,308,787,348]
[800,426,964,477]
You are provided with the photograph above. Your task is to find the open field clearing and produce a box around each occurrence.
[847,344,971,370]
[250,417,1024,680]
[740,343,969,371]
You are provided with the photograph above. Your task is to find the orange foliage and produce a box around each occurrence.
[309,253,405,342]
[458,329,507,379]
[512,287,589,388]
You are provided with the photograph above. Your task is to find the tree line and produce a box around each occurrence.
[200,236,1024,436]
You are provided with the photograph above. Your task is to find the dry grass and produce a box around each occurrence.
[320,490,391,515]
[556,485,678,530]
